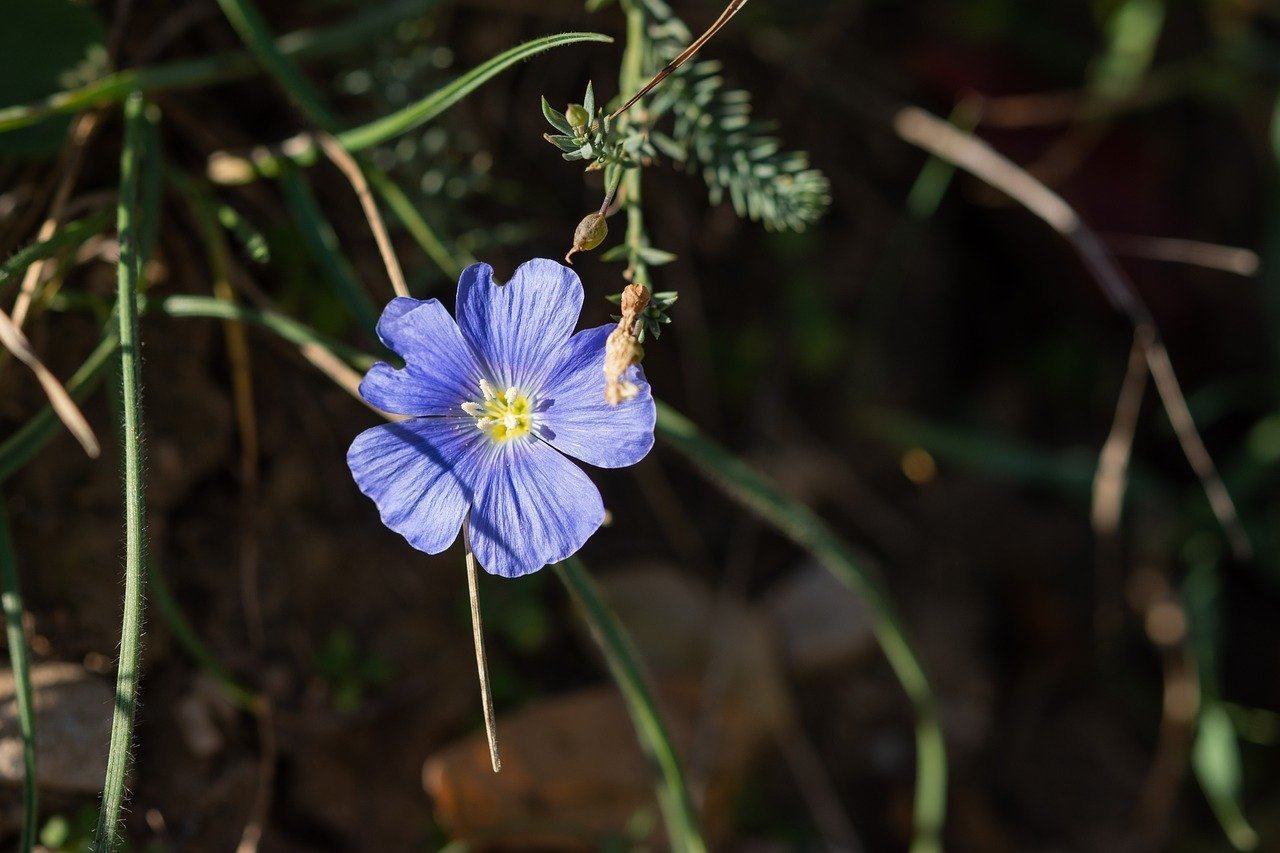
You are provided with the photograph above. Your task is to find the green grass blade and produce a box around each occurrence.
[277,167,381,335]
[215,0,339,129]
[338,32,613,151]
[0,211,112,291]
[155,295,375,370]
[553,557,707,853]
[213,31,613,180]
[0,331,118,483]
[653,401,947,853]
[0,0,444,134]
[0,497,37,852]
[92,91,153,853]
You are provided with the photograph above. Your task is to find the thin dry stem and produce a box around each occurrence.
[204,213,267,650]
[1092,334,1148,646]
[893,105,1251,561]
[0,305,99,457]
[1125,567,1199,852]
[607,0,751,122]
[1102,234,1259,277]
[12,112,101,329]
[315,133,410,299]
[463,517,501,773]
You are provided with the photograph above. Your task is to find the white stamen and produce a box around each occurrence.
[460,401,481,417]
[503,413,518,430]
[479,379,497,400]
[504,386,518,405]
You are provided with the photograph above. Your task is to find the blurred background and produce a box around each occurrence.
[1,0,1278,850]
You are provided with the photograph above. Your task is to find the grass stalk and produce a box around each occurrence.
[554,557,707,853]
[92,91,152,852]
[653,402,948,853]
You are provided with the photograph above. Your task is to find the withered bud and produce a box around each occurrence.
[619,282,650,316]
[603,283,651,406]
[564,212,608,264]
[565,103,590,132]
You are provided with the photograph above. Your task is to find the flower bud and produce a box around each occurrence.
[565,103,590,132]
[564,212,608,264]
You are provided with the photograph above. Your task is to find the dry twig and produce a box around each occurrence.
[893,106,1251,560]
[315,133,410,300]
[0,305,99,458]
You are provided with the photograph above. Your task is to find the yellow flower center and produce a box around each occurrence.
[460,379,534,442]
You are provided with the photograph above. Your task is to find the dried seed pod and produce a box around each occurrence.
[564,212,608,264]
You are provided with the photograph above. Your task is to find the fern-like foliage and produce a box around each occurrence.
[638,0,831,231]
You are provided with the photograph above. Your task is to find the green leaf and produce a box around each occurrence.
[542,96,573,135]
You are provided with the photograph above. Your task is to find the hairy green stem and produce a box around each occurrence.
[93,91,151,853]
[0,499,37,852]
[554,557,707,853]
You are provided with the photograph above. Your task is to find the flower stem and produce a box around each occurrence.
[463,518,501,773]
[93,91,152,853]
[0,497,37,853]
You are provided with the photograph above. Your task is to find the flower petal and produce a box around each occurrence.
[360,297,483,416]
[455,259,584,389]
[538,324,656,468]
[347,418,485,554]
[467,440,604,578]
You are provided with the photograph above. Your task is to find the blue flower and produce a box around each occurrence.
[347,258,656,578]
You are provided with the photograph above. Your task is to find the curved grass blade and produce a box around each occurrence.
[554,557,707,853]
[208,31,613,181]
[155,295,374,370]
[277,167,380,336]
[653,402,947,853]
[0,0,444,134]
[0,498,37,852]
[92,91,153,853]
